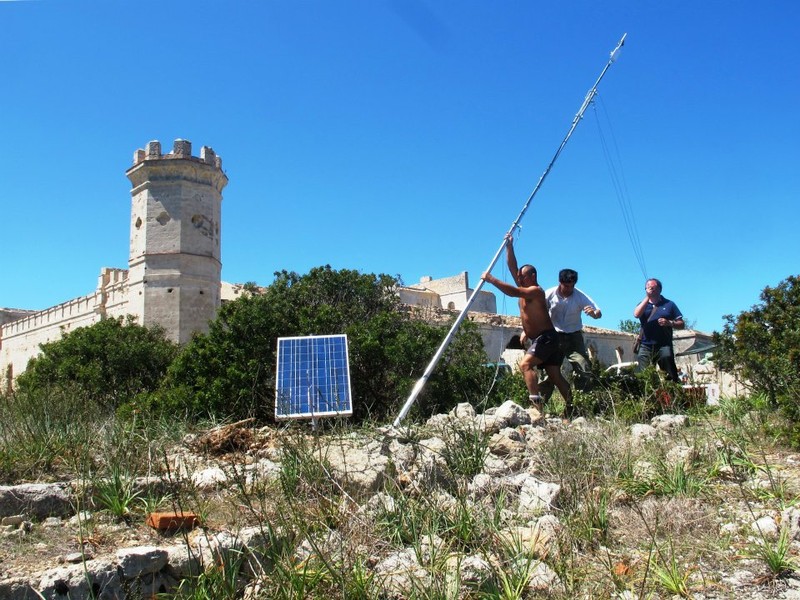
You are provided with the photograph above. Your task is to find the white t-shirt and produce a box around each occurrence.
[545,286,600,333]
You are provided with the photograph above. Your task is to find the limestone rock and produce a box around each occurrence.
[0,483,73,520]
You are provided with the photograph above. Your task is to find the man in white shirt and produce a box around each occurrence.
[538,268,602,400]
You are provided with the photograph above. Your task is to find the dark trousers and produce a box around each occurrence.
[636,343,680,382]
[539,331,592,400]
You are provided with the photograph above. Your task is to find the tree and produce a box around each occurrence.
[619,319,640,334]
[165,266,491,423]
[16,316,179,411]
[714,275,800,409]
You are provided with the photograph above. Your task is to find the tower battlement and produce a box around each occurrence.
[132,139,222,170]
[126,139,228,344]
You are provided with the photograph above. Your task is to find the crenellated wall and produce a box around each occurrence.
[2,291,102,383]
[0,267,134,385]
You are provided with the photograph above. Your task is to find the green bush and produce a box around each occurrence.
[714,275,800,443]
[567,364,685,422]
[15,316,178,412]
[164,266,492,423]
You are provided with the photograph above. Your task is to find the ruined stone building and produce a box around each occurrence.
[1,140,730,398]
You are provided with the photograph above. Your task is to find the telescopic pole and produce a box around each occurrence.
[393,34,627,427]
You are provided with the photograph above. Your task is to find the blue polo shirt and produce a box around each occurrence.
[640,298,682,346]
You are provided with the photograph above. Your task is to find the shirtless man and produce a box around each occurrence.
[482,235,573,416]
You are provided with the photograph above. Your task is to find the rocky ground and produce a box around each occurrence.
[3,402,800,599]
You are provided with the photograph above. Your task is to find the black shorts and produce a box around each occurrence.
[526,329,563,367]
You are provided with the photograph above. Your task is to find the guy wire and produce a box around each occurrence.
[593,95,648,279]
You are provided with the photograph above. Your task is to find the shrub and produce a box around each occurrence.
[165,266,491,423]
[15,316,178,412]
[714,275,800,444]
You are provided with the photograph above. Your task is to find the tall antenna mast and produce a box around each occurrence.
[393,34,627,427]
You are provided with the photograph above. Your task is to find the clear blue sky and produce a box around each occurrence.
[2,1,798,335]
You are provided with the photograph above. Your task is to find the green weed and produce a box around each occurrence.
[748,527,797,581]
[376,489,436,547]
[619,457,709,499]
[442,422,489,480]
[263,555,332,600]
[569,487,611,549]
[93,464,143,520]
[165,551,244,599]
[0,384,102,482]
[652,550,692,598]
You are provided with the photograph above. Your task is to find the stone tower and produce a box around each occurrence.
[126,139,228,344]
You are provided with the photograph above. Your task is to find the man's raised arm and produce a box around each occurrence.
[505,234,521,285]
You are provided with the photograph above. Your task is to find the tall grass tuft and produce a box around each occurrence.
[0,384,105,482]
[93,463,142,520]
[619,455,709,499]
[442,421,489,480]
[651,545,692,598]
[165,551,244,599]
[748,527,797,581]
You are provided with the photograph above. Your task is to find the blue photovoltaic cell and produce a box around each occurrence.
[275,334,353,420]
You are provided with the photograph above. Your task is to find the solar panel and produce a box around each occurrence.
[275,334,353,420]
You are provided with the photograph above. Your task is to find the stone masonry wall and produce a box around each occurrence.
[0,268,130,385]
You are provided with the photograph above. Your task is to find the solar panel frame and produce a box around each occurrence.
[275,334,353,420]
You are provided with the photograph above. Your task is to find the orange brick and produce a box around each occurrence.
[145,511,200,532]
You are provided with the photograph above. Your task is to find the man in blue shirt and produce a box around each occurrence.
[633,278,684,382]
